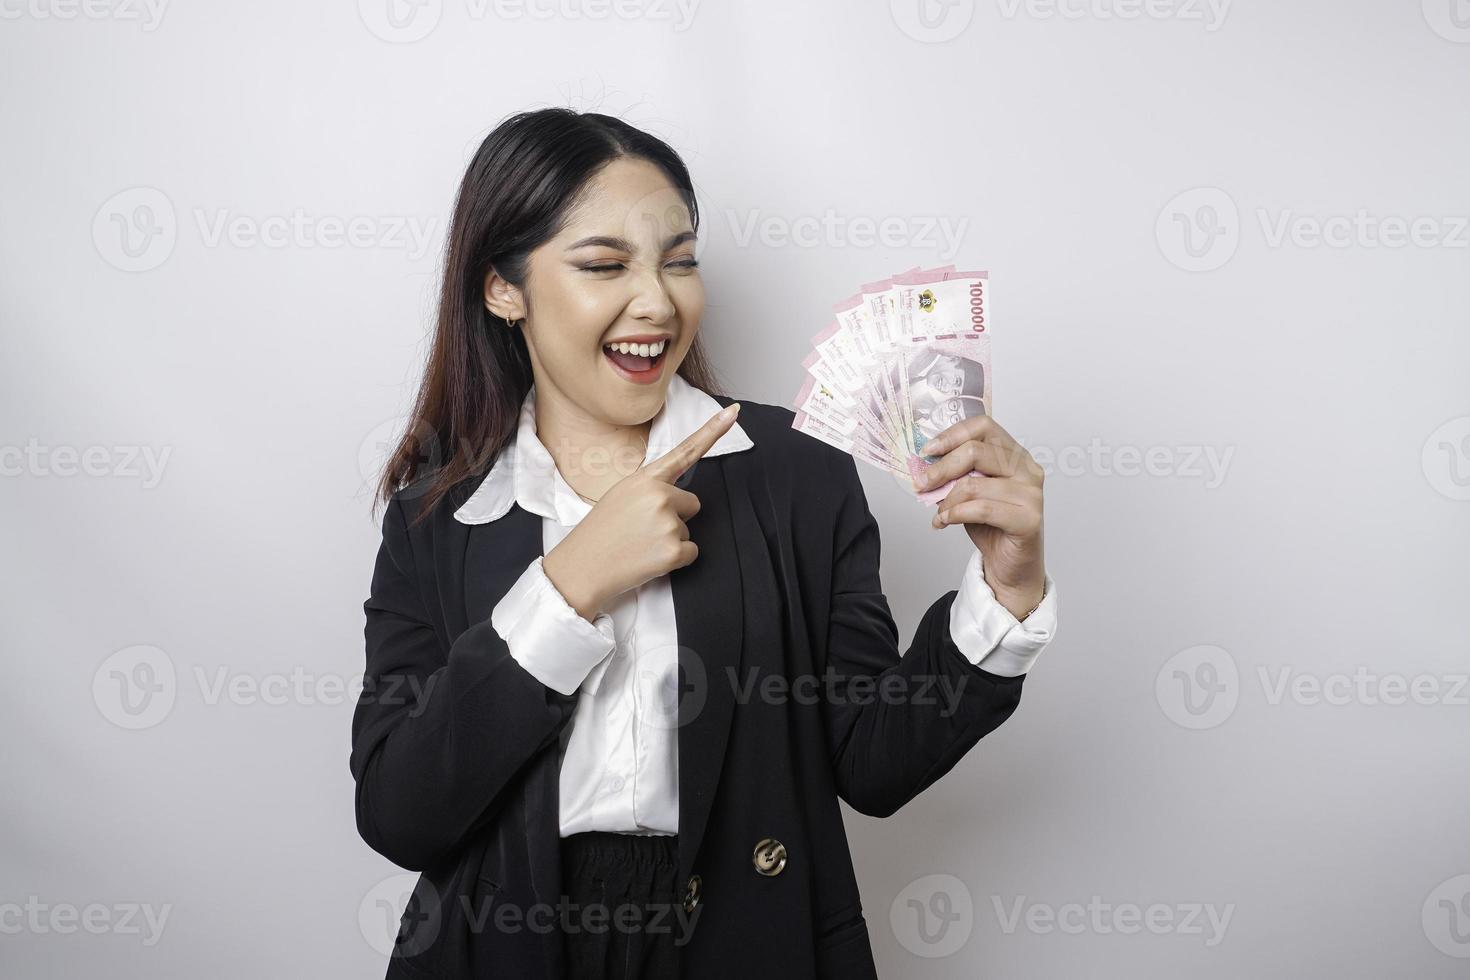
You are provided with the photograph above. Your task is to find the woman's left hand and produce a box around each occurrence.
[915,415,1046,620]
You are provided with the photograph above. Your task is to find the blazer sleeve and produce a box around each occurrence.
[350,494,578,871]
[819,448,1027,819]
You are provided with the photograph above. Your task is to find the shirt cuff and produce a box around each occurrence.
[490,556,617,697]
[948,550,1058,677]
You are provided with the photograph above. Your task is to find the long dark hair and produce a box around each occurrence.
[373,108,725,528]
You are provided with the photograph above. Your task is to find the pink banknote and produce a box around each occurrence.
[790,266,991,506]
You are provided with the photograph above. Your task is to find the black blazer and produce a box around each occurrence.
[350,396,1027,979]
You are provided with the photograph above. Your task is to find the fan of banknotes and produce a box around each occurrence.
[790,265,990,505]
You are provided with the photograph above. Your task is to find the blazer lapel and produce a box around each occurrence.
[671,455,745,885]
[454,496,568,975]
[457,504,558,879]
[460,503,544,631]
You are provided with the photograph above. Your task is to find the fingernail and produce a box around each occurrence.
[936,511,948,526]
[720,403,739,421]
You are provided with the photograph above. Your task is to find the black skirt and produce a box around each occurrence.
[559,831,682,980]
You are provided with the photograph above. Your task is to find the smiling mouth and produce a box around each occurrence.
[602,338,670,383]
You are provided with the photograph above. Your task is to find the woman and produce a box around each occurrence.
[351,107,1058,980]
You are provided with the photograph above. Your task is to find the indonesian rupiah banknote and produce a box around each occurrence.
[791,266,990,505]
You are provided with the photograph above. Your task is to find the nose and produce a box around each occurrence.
[624,263,676,326]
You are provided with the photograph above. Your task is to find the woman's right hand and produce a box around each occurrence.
[542,403,741,621]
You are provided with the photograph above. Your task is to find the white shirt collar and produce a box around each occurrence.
[453,372,753,525]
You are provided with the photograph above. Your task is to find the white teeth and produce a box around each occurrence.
[604,339,667,357]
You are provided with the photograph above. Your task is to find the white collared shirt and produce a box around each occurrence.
[454,373,1058,836]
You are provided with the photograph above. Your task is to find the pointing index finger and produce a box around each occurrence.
[643,403,741,483]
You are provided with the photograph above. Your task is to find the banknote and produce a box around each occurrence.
[791,373,906,473]
[790,266,991,506]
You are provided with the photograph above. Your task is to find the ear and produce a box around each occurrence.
[483,268,525,322]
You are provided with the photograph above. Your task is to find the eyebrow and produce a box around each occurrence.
[565,230,697,252]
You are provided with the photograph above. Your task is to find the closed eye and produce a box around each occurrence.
[581,259,700,273]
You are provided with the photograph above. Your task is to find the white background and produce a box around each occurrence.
[3,0,1469,976]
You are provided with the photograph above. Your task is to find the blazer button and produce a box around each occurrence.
[682,873,702,913]
[752,838,787,876]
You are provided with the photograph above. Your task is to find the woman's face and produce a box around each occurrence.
[489,156,705,428]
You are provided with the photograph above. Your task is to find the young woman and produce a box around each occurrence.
[351,107,1058,980]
